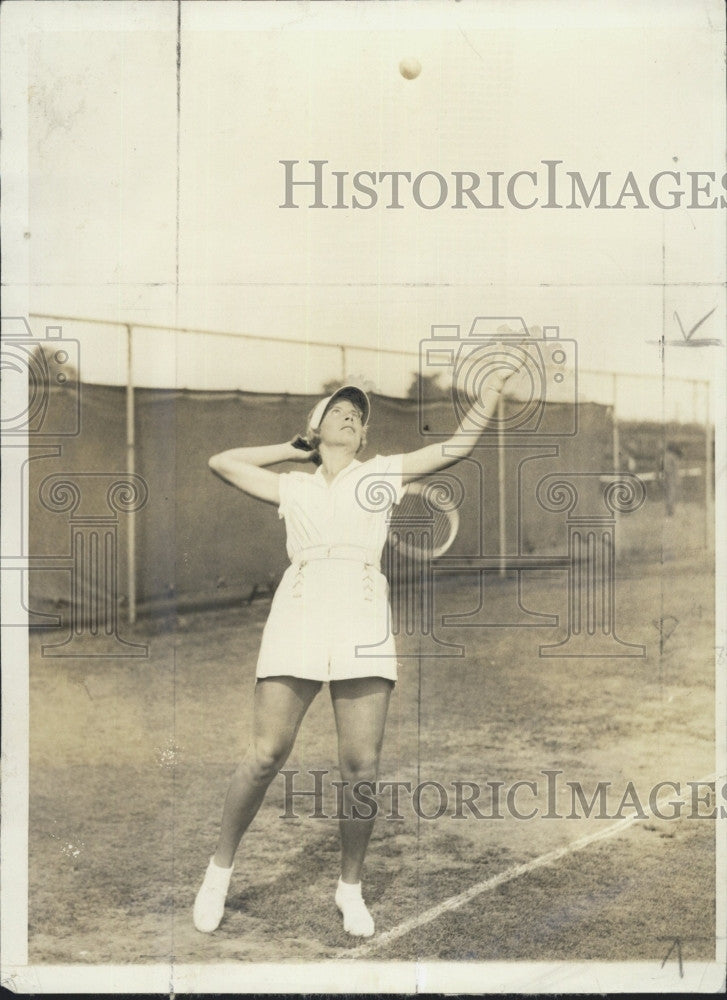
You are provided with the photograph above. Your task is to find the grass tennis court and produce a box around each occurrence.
[29,504,716,967]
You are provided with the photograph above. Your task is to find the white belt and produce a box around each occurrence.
[291,545,379,567]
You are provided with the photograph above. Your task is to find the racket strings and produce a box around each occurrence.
[388,488,458,559]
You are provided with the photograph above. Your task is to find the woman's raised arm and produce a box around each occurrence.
[401,363,523,483]
[209,441,310,504]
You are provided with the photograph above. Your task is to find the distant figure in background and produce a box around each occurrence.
[619,443,637,474]
[662,442,681,518]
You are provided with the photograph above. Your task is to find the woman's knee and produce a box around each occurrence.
[339,751,380,786]
[246,738,293,784]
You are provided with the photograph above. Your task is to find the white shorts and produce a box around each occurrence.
[255,559,399,683]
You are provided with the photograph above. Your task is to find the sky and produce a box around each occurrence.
[3,0,725,420]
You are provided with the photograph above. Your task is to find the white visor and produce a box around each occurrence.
[307,385,370,433]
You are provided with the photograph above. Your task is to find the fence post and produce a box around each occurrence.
[612,373,621,529]
[612,373,620,471]
[704,381,712,549]
[125,325,137,624]
[497,392,506,577]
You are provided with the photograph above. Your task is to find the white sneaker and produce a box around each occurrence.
[193,857,234,933]
[335,878,375,938]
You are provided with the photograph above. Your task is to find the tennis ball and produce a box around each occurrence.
[399,58,421,80]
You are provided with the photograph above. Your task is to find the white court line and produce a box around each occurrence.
[346,773,721,958]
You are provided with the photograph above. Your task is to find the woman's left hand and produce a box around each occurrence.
[497,347,528,388]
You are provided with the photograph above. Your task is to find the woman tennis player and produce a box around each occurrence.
[194,365,522,938]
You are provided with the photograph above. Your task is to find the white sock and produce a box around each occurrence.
[193,856,234,933]
[207,856,234,885]
[337,877,362,898]
[335,878,374,938]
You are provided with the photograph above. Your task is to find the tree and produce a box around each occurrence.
[406,371,449,401]
[322,373,377,395]
[30,342,79,385]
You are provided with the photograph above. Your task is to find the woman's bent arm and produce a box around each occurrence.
[209,441,304,504]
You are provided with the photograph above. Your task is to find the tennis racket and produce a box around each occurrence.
[387,481,460,560]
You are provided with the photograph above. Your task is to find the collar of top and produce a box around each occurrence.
[313,457,362,484]
[306,385,371,434]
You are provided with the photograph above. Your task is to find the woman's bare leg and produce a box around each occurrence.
[330,676,393,883]
[213,675,321,867]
